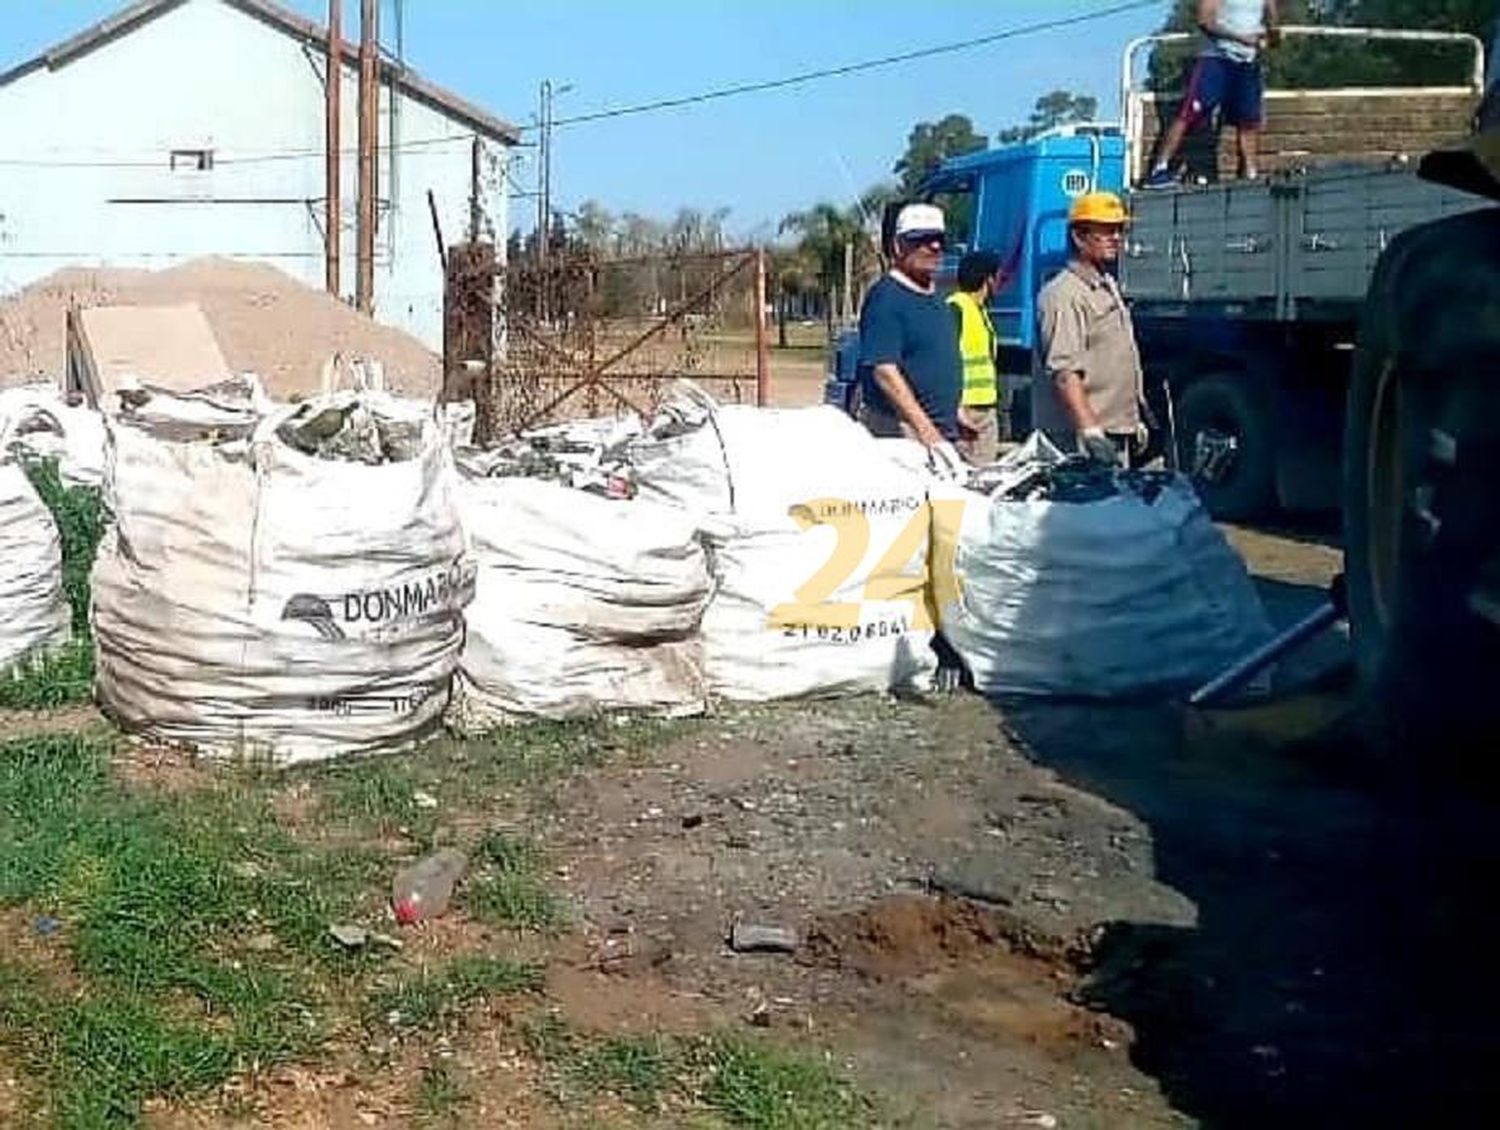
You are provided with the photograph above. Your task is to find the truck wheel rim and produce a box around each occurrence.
[1367,360,1403,630]
[1191,427,1239,484]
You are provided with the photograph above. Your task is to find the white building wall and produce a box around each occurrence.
[0,0,509,352]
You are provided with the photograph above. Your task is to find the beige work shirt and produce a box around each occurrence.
[1032,260,1144,436]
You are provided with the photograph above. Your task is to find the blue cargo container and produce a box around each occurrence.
[823,125,1126,414]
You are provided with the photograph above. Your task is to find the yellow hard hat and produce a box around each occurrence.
[1068,191,1129,226]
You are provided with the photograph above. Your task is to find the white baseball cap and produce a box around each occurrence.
[894,202,946,240]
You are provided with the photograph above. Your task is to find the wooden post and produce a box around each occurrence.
[754,248,770,407]
[355,0,378,314]
[324,0,342,297]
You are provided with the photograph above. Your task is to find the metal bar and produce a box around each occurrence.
[426,189,446,274]
[590,253,754,378]
[1123,27,1486,104]
[469,137,481,243]
[324,0,341,297]
[754,247,770,407]
[515,370,643,433]
[1188,599,1342,707]
[355,0,378,314]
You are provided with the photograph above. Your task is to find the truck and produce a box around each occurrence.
[826,25,1489,522]
[1340,32,1500,744]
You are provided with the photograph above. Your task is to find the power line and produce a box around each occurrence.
[0,0,1157,170]
[546,0,1161,129]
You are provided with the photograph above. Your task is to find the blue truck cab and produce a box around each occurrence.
[823,125,1127,420]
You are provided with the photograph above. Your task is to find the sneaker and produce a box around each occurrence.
[1141,166,1179,190]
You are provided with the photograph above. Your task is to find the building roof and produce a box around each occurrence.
[0,0,520,145]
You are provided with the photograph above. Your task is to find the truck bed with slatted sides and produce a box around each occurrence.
[1122,160,1489,320]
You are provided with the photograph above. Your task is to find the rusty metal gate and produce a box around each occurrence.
[477,246,769,438]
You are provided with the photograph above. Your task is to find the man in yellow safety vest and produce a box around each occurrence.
[946,251,1004,464]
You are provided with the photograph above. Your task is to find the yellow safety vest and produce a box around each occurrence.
[946,290,999,407]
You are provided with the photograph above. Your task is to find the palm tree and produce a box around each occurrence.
[778,202,874,335]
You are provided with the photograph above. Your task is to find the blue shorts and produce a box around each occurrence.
[1179,54,1264,129]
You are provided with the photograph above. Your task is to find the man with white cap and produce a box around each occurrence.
[856,202,966,479]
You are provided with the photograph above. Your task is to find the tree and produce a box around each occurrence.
[779,202,873,332]
[995,90,1100,144]
[573,199,615,255]
[893,114,987,194]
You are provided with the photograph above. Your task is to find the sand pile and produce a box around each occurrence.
[0,258,441,398]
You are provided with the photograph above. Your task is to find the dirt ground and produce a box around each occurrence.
[510,518,1500,1127]
[8,520,1498,1128]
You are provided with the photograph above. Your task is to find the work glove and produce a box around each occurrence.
[927,440,967,482]
[1079,427,1121,468]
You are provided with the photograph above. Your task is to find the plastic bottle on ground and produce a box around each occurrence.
[391,847,468,925]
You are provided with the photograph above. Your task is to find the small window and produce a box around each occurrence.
[169,148,214,172]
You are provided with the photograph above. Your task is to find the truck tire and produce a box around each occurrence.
[1343,209,1500,755]
[1175,372,1276,521]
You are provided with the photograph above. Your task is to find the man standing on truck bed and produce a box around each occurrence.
[947,250,1004,464]
[857,202,966,479]
[1034,191,1148,466]
[1144,0,1279,187]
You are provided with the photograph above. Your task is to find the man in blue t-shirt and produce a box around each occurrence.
[856,202,966,479]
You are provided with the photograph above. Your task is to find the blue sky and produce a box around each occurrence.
[3,0,1167,239]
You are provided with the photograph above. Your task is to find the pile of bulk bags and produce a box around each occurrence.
[631,390,936,700]
[0,422,69,670]
[932,437,1272,699]
[453,463,712,724]
[91,391,470,762]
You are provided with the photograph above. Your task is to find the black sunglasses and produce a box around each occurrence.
[899,232,946,250]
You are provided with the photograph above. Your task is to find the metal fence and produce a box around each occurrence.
[482,247,769,437]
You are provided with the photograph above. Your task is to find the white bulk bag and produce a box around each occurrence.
[0,458,70,670]
[932,475,1273,698]
[0,385,106,488]
[454,475,710,722]
[632,393,937,701]
[91,397,470,763]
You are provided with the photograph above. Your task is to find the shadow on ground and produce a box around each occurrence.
[1002,571,1500,1127]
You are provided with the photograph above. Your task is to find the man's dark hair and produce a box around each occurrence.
[956,250,1002,291]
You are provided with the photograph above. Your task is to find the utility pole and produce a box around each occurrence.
[355,0,378,315]
[536,79,573,265]
[536,79,550,268]
[324,0,342,297]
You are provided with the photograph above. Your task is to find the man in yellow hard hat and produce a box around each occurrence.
[1033,191,1148,466]
[946,250,1004,464]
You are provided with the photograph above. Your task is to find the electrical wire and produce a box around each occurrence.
[548,0,1160,129]
[0,0,1157,169]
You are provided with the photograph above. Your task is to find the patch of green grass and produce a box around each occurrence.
[699,1037,868,1130]
[575,1033,676,1113]
[0,460,105,710]
[0,639,95,711]
[317,757,424,834]
[462,829,562,932]
[367,955,544,1032]
[0,964,237,1130]
[435,717,688,805]
[464,872,561,931]
[24,458,105,639]
[414,1059,470,1126]
[519,1016,871,1127]
[0,733,378,1126]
